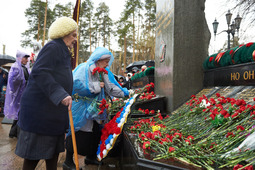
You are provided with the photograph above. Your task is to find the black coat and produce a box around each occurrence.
[123,79,132,90]
[18,39,73,135]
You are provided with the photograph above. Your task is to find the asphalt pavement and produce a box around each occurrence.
[0,117,120,170]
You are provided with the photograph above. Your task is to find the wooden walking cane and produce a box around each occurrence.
[68,110,79,170]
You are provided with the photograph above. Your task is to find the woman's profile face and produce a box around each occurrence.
[62,30,77,49]
[21,57,29,65]
[96,58,110,68]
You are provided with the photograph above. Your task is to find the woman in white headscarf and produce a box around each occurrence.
[15,17,78,170]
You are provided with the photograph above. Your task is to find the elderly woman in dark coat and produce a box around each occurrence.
[15,17,78,170]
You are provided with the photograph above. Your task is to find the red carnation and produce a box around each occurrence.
[101,98,106,105]
[191,95,196,99]
[146,94,153,100]
[231,112,239,118]
[233,164,253,170]
[187,135,194,140]
[226,132,235,138]
[143,141,151,150]
[92,67,99,75]
[144,109,150,115]
[220,110,228,116]
[185,139,191,145]
[173,132,182,139]
[224,113,230,118]
[236,125,245,131]
[210,142,217,148]
[168,147,175,153]
[157,113,163,120]
[210,113,216,120]
[159,138,169,144]
[150,110,155,114]
[250,111,255,117]
[233,164,243,170]
[105,104,109,109]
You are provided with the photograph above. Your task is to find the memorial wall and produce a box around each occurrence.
[155,0,210,112]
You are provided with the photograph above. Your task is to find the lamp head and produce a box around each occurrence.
[235,13,242,30]
[226,10,232,26]
[212,18,219,35]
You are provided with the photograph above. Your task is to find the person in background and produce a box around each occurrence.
[123,73,132,90]
[0,68,8,115]
[0,68,7,93]
[63,47,129,169]
[141,65,147,71]
[124,71,128,82]
[131,67,138,76]
[118,76,125,87]
[4,50,30,138]
[15,16,77,170]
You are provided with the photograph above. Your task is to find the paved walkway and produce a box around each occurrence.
[0,117,120,170]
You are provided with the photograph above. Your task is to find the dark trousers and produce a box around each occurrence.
[9,119,20,138]
[65,121,101,158]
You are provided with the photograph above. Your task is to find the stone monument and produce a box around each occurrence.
[155,0,211,112]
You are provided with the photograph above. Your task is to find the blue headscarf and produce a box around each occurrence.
[67,47,128,136]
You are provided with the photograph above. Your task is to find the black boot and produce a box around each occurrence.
[84,157,103,166]
[63,151,79,170]
[9,120,18,138]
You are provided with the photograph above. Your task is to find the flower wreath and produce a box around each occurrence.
[97,94,139,161]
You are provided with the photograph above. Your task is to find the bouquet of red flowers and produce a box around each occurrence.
[91,67,109,116]
[92,67,108,82]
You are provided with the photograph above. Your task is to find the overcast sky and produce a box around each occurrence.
[0,0,254,57]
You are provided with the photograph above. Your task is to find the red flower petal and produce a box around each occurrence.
[246,42,254,47]
[168,147,175,152]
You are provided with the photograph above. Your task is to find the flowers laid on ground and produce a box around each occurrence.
[127,93,255,169]
[131,108,157,115]
[135,82,155,94]
[108,97,128,117]
[133,82,156,101]
[97,94,139,161]
[138,108,156,115]
[139,91,156,101]
[108,83,156,117]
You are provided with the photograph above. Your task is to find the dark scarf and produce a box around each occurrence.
[21,64,29,82]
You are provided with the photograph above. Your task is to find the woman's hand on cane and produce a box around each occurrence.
[61,96,72,110]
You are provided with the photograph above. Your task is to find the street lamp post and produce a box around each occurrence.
[212,10,242,50]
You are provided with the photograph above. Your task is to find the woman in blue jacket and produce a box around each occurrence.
[15,17,78,170]
[63,47,129,169]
